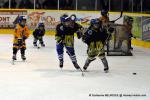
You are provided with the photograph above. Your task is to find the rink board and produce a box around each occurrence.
[0,9,150,49]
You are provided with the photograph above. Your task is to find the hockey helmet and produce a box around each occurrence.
[18,16,26,23]
[18,16,26,27]
[38,23,45,28]
[60,14,71,26]
[90,18,101,29]
[101,9,108,16]
[38,23,45,30]
[60,14,70,22]
[70,14,77,22]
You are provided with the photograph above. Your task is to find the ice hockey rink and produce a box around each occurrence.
[0,34,149,100]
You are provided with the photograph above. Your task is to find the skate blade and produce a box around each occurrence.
[22,58,26,62]
[11,59,26,65]
[12,60,15,65]
[37,43,41,49]
[104,70,109,73]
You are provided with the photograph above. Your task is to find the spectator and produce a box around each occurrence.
[103,0,109,10]
[143,0,150,13]
[110,0,121,11]
[60,0,73,10]
[11,0,17,8]
[60,0,65,9]
[123,0,129,11]
[76,0,95,10]
[0,0,4,8]
[19,0,34,9]
[35,0,43,9]
[129,0,133,12]
[43,0,57,9]
[133,0,141,12]
[64,0,73,9]
[3,0,9,8]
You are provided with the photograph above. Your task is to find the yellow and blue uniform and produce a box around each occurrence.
[55,14,82,69]
[82,19,109,72]
[82,26,108,59]
[56,23,77,63]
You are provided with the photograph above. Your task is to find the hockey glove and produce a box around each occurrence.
[108,27,114,33]
[18,38,23,46]
[76,31,82,39]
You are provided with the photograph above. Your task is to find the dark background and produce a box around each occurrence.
[0,0,149,13]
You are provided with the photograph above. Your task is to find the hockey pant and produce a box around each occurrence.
[13,39,26,56]
[33,36,44,45]
[85,42,108,69]
[56,42,77,63]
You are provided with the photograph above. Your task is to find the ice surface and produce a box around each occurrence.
[0,34,149,100]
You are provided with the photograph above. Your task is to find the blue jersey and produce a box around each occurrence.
[33,28,45,37]
[82,26,108,45]
[55,23,74,47]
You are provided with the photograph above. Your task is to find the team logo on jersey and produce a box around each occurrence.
[60,26,64,31]
[88,30,92,35]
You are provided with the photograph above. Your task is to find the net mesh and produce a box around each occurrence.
[106,25,132,56]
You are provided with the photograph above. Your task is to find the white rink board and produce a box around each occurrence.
[27,10,124,29]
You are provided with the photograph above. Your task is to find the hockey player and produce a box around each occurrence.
[99,9,109,28]
[12,16,30,61]
[55,14,80,70]
[33,23,45,47]
[70,14,83,39]
[82,18,110,73]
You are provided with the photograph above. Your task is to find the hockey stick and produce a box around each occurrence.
[56,40,84,76]
[110,11,123,23]
[63,43,85,77]
[91,33,111,59]
[37,37,43,49]
[37,40,41,49]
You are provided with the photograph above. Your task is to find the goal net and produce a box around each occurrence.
[106,24,132,56]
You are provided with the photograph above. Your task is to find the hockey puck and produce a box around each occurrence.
[132,73,137,75]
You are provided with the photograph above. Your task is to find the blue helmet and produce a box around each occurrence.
[18,16,26,23]
[101,9,108,16]
[38,23,45,27]
[90,18,100,25]
[70,14,77,22]
[60,14,71,23]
